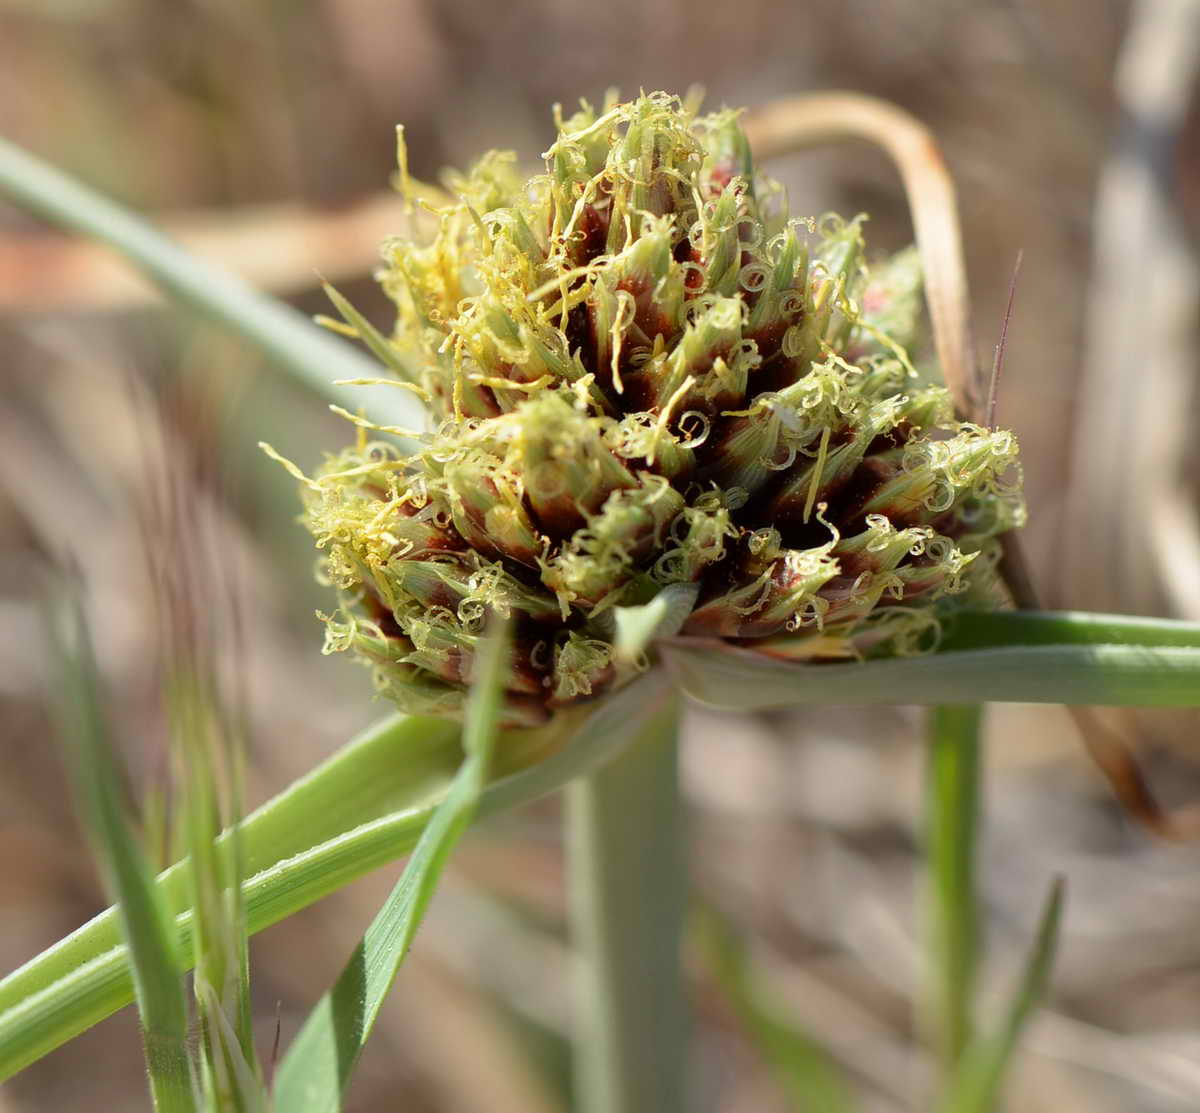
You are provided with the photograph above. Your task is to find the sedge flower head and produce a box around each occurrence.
[278,91,1024,725]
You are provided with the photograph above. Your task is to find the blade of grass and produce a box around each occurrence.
[48,598,197,1113]
[663,637,1200,711]
[923,706,982,1083]
[0,715,464,1030]
[936,878,1065,1113]
[697,902,855,1113]
[0,137,423,430]
[567,687,686,1113]
[938,610,1200,650]
[171,671,267,1113]
[0,672,672,1080]
[272,621,510,1111]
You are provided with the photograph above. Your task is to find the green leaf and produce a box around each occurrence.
[272,621,509,1111]
[923,705,982,1080]
[663,611,1200,711]
[0,137,424,430]
[697,902,855,1113]
[0,672,673,1081]
[49,600,197,1113]
[936,878,1065,1113]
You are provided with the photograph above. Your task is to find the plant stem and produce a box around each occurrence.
[923,705,983,1087]
[566,690,687,1113]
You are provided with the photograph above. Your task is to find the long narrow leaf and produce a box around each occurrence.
[49,600,197,1113]
[272,622,510,1110]
[939,610,1200,650]
[936,878,1065,1113]
[171,672,266,1113]
[664,636,1200,711]
[924,705,982,1079]
[0,672,672,1080]
[0,715,463,1028]
[0,137,423,430]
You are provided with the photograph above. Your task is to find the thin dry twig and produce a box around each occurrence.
[744,92,980,418]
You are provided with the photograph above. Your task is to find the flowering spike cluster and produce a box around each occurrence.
[284,91,1024,725]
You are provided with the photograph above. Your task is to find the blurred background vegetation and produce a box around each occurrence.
[2,1,1199,1110]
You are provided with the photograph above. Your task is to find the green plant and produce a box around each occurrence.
[2,88,1198,1113]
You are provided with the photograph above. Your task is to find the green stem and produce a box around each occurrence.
[0,137,422,429]
[566,690,687,1113]
[924,705,982,1086]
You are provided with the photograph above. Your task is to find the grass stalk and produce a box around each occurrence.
[566,690,687,1113]
[49,598,197,1113]
[0,137,423,430]
[935,878,1065,1113]
[924,705,983,1083]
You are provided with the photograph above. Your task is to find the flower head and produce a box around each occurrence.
[279,91,1024,724]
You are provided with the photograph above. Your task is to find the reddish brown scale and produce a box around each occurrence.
[755,428,861,525]
[566,301,598,373]
[430,378,502,420]
[814,440,912,535]
[583,302,624,396]
[387,500,468,559]
[569,198,611,267]
[686,561,810,639]
[421,637,546,696]
[816,572,873,617]
[525,494,586,542]
[678,241,707,293]
[644,156,674,218]
[363,591,408,642]
[744,315,793,368]
[612,366,657,413]
[617,272,677,351]
[897,556,955,601]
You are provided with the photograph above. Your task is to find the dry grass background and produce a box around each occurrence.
[1,1,1199,1110]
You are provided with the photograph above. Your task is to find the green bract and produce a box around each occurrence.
[281,91,1024,724]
